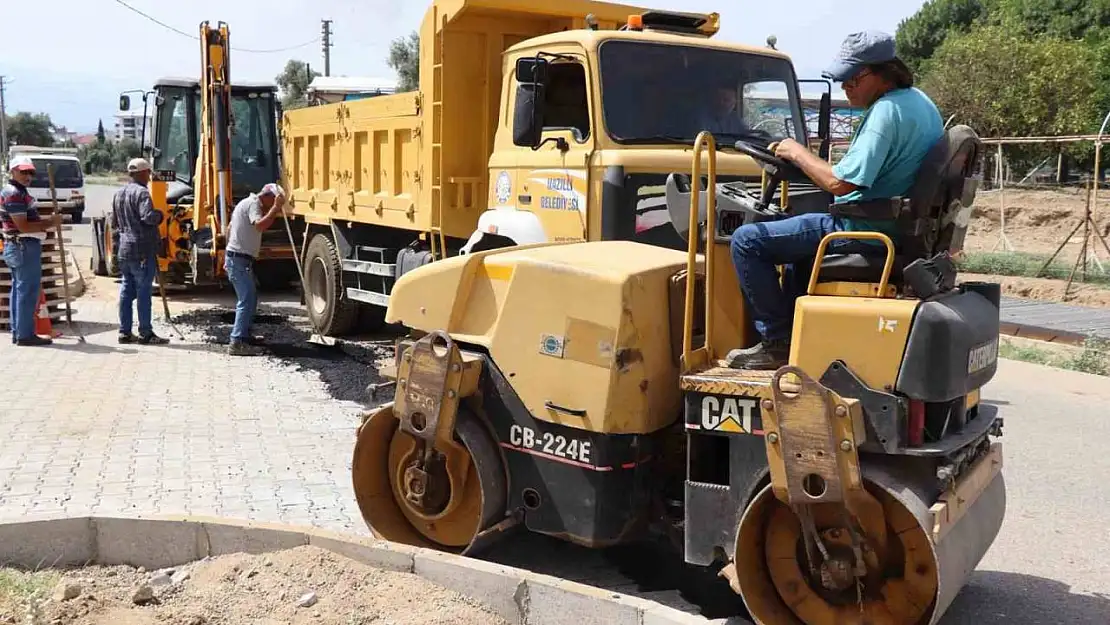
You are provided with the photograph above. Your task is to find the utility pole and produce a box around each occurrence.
[321,20,333,77]
[0,76,9,169]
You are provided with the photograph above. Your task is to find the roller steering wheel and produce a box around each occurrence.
[733,140,810,212]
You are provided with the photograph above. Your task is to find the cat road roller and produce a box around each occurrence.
[352,125,1006,624]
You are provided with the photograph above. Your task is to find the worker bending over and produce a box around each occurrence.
[112,158,169,345]
[726,31,943,369]
[1,156,62,346]
[224,183,284,356]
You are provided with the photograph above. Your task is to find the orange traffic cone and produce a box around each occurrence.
[33,290,58,338]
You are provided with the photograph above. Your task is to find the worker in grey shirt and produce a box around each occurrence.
[224,183,284,355]
[111,158,169,345]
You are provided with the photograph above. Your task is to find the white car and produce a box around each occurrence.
[8,147,87,224]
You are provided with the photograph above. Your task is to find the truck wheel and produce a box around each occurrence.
[304,233,358,336]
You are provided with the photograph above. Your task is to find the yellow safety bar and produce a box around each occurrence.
[806,231,896,296]
[682,131,718,367]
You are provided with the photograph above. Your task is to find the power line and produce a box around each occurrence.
[110,0,321,54]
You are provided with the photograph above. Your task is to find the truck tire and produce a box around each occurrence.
[304,233,358,336]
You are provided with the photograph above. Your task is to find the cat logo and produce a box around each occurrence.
[878,317,898,333]
[700,395,759,433]
[968,338,999,374]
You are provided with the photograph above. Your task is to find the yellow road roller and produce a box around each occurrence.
[352,126,1005,624]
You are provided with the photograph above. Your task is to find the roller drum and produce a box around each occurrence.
[734,456,1006,625]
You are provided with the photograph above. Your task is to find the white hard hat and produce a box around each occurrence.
[127,158,152,173]
[9,155,35,173]
[259,183,285,197]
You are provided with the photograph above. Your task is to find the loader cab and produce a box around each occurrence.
[145,77,280,204]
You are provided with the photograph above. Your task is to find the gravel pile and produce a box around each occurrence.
[171,303,396,407]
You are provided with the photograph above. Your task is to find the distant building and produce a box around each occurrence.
[306,76,397,105]
[114,110,154,145]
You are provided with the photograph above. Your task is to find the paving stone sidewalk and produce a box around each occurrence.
[0,294,367,533]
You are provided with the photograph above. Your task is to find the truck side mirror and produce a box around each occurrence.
[119,95,131,111]
[513,83,547,148]
[513,57,549,148]
[817,92,831,160]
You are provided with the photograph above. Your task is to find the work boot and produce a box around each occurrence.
[139,333,170,345]
[118,332,136,344]
[228,341,264,356]
[16,335,53,347]
[244,335,266,346]
[724,339,789,371]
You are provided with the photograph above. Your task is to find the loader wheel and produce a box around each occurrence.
[351,404,506,555]
[304,233,358,336]
[733,469,1006,625]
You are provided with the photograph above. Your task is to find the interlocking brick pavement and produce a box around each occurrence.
[0,293,367,533]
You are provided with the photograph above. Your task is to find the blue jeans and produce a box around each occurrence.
[730,212,868,342]
[3,237,43,341]
[119,255,157,337]
[225,255,257,342]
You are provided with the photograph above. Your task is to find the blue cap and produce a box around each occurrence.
[822,31,897,82]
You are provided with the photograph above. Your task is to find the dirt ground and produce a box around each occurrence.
[964,187,1110,255]
[0,546,508,625]
[960,187,1110,307]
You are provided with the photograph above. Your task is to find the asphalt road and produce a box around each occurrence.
[941,359,1110,624]
[66,183,114,262]
[67,184,1110,624]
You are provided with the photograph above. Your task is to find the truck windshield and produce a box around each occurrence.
[28,159,83,189]
[598,40,806,147]
[229,92,278,196]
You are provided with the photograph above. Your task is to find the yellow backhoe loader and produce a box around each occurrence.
[94,21,295,289]
[351,84,1003,625]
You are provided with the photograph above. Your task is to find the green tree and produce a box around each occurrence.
[6,112,55,147]
[96,119,106,145]
[275,59,320,110]
[895,0,989,73]
[990,0,1110,39]
[388,32,420,92]
[921,25,1102,166]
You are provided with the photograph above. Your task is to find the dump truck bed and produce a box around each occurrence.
[281,0,680,239]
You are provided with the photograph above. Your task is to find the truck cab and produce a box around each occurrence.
[467,11,831,254]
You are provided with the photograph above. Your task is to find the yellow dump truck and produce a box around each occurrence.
[281,0,834,335]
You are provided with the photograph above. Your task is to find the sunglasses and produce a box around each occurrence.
[844,68,873,88]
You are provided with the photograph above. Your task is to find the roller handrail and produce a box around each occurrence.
[683,131,717,369]
[806,231,896,296]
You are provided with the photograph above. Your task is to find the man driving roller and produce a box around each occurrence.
[726,30,943,370]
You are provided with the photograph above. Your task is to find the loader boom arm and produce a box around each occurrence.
[198,21,234,241]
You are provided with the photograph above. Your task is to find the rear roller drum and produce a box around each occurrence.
[733,465,1006,625]
[351,403,507,555]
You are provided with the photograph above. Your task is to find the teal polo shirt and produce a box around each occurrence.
[832,86,944,237]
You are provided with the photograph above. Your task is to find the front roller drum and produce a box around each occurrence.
[352,402,507,555]
[733,459,1006,625]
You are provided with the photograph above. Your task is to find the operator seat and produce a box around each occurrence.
[812,125,982,288]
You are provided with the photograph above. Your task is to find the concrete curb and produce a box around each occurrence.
[0,515,720,625]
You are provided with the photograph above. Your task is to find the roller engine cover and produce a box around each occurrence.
[896,285,1000,402]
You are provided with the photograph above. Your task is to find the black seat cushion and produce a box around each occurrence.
[817,253,907,284]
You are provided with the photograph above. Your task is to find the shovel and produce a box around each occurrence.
[278,199,335,347]
[46,164,86,343]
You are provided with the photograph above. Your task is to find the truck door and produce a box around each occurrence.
[507,55,594,244]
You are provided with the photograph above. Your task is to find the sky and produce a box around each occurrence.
[0,0,927,134]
